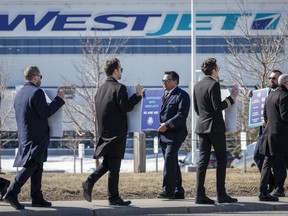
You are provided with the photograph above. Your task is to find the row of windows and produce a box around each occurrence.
[0,46,191,54]
[0,37,191,46]
[0,36,272,54]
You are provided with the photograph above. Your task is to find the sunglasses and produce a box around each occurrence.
[162,79,173,84]
[269,77,276,80]
[34,74,43,79]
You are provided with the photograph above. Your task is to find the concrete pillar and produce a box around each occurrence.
[133,132,146,173]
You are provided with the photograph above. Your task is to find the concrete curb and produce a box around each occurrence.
[1,197,288,216]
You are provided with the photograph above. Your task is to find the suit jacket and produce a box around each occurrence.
[193,76,234,134]
[13,82,65,167]
[94,77,142,159]
[260,85,288,157]
[159,86,190,143]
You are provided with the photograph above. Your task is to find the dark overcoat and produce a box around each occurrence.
[193,76,234,134]
[13,82,65,167]
[260,86,288,157]
[158,86,190,143]
[94,77,142,159]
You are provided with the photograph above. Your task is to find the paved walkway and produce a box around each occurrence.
[1,197,288,216]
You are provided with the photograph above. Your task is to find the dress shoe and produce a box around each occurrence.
[217,194,238,203]
[174,192,185,199]
[32,199,52,207]
[271,190,285,197]
[259,193,279,201]
[3,194,24,210]
[109,197,131,206]
[195,195,215,204]
[0,179,10,201]
[82,181,92,202]
[156,192,175,199]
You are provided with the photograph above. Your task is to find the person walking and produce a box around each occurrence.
[4,66,65,209]
[258,74,288,202]
[157,71,190,199]
[193,58,238,204]
[82,58,144,206]
[253,70,287,197]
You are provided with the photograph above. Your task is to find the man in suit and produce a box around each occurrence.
[193,58,238,204]
[258,74,288,202]
[82,58,144,206]
[4,66,65,210]
[157,71,190,199]
[253,70,287,197]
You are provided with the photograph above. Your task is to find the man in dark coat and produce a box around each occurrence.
[157,71,190,199]
[253,70,287,197]
[4,66,65,209]
[82,58,144,206]
[258,74,288,201]
[193,58,238,204]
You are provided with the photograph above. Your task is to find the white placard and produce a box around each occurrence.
[221,89,237,132]
[126,86,142,132]
[43,89,63,137]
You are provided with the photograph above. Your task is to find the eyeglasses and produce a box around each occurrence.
[34,74,42,79]
[269,77,276,80]
[162,79,173,84]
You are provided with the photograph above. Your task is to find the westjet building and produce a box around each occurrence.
[1,0,287,87]
[0,0,287,131]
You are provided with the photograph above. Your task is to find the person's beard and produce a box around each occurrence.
[270,83,278,89]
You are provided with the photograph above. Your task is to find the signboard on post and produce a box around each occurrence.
[240,132,247,150]
[248,88,269,127]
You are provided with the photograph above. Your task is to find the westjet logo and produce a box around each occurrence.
[0,12,281,36]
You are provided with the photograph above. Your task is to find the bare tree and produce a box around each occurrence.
[222,0,288,140]
[0,64,16,173]
[62,34,128,168]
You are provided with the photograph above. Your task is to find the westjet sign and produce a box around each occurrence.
[0,11,281,37]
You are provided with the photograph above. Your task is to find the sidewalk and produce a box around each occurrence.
[1,197,288,216]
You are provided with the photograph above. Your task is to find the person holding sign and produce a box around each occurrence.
[82,58,144,206]
[157,71,190,199]
[4,66,65,209]
[259,74,288,201]
[252,70,287,197]
[193,58,238,204]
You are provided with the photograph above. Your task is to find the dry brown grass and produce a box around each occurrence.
[0,167,271,202]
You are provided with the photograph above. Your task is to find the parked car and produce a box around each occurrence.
[230,142,257,168]
[179,150,234,168]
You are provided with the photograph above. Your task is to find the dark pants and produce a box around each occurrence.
[196,133,227,197]
[254,133,287,193]
[86,155,122,201]
[7,160,44,200]
[260,155,277,194]
[160,140,184,195]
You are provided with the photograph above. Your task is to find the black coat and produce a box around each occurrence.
[260,86,288,157]
[13,82,65,167]
[94,77,142,159]
[193,76,234,134]
[158,86,190,143]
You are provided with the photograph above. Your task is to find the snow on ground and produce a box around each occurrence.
[1,153,186,174]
